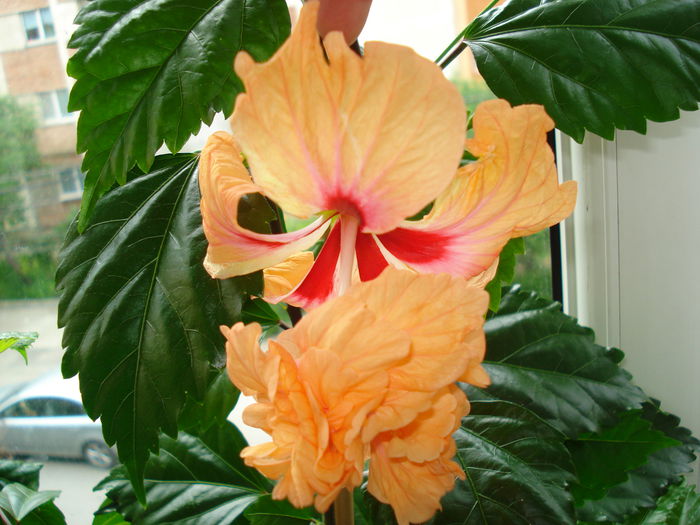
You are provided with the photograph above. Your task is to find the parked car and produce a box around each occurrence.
[0,372,116,468]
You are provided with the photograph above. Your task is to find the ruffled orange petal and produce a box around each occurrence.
[199,132,330,279]
[231,1,465,233]
[225,269,489,517]
[374,99,577,279]
[368,386,468,525]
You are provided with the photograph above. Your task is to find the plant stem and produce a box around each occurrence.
[334,489,355,525]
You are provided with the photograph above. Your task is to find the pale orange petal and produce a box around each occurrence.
[367,386,467,525]
[223,322,278,401]
[368,441,464,525]
[231,1,465,233]
[376,99,577,279]
[263,251,315,300]
[199,132,330,279]
[350,270,488,392]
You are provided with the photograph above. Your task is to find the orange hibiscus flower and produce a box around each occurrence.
[224,269,489,523]
[199,1,577,310]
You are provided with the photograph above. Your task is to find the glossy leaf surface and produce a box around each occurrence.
[624,482,700,525]
[68,0,291,229]
[0,461,42,491]
[568,411,679,502]
[0,483,63,523]
[431,391,575,525]
[466,0,700,141]
[483,286,647,436]
[577,401,700,522]
[56,155,261,499]
[484,238,524,311]
[98,422,319,525]
[0,332,38,364]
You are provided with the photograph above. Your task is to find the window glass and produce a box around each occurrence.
[39,92,57,120]
[514,229,553,299]
[39,8,55,39]
[21,11,40,41]
[59,168,78,194]
[56,89,71,117]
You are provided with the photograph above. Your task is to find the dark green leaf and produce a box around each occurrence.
[431,391,576,525]
[0,460,42,491]
[624,482,700,525]
[0,483,61,522]
[178,368,240,434]
[354,487,396,525]
[97,422,272,524]
[92,499,130,525]
[18,501,66,525]
[465,0,700,141]
[56,154,262,500]
[484,237,524,311]
[68,0,291,230]
[244,495,318,525]
[577,401,699,522]
[483,286,647,437]
[242,298,283,327]
[568,411,679,503]
[0,332,38,364]
[93,512,130,525]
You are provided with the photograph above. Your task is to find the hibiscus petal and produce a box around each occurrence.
[231,1,466,233]
[222,322,278,401]
[376,99,577,279]
[281,221,342,309]
[368,388,467,525]
[263,251,315,300]
[199,132,330,279]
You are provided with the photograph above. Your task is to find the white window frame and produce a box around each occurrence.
[21,8,56,44]
[58,166,84,202]
[38,89,75,125]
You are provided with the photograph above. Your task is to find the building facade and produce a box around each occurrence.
[0,0,83,233]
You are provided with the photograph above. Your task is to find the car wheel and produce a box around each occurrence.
[82,441,116,469]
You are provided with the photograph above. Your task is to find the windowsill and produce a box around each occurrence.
[59,191,82,203]
[24,37,57,49]
[41,115,78,127]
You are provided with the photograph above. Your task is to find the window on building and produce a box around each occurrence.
[21,8,55,43]
[58,166,84,201]
[39,89,73,122]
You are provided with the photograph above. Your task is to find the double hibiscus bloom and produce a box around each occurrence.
[200,2,576,523]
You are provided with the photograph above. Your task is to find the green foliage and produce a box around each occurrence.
[96,422,319,525]
[56,155,264,501]
[0,331,38,364]
[451,78,494,113]
[0,96,41,228]
[482,287,646,437]
[0,461,42,491]
[568,411,680,503]
[356,287,698,524]
[623,481,700,525]
[484,237,524,310]
[576,401,700,523]
[432,392,576,525]
[0,96,40,177]
[514,229,552,299]
[0,251,58,299]
[0,483,64,525]
[67,0,292,230]
[465,0,700,141]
